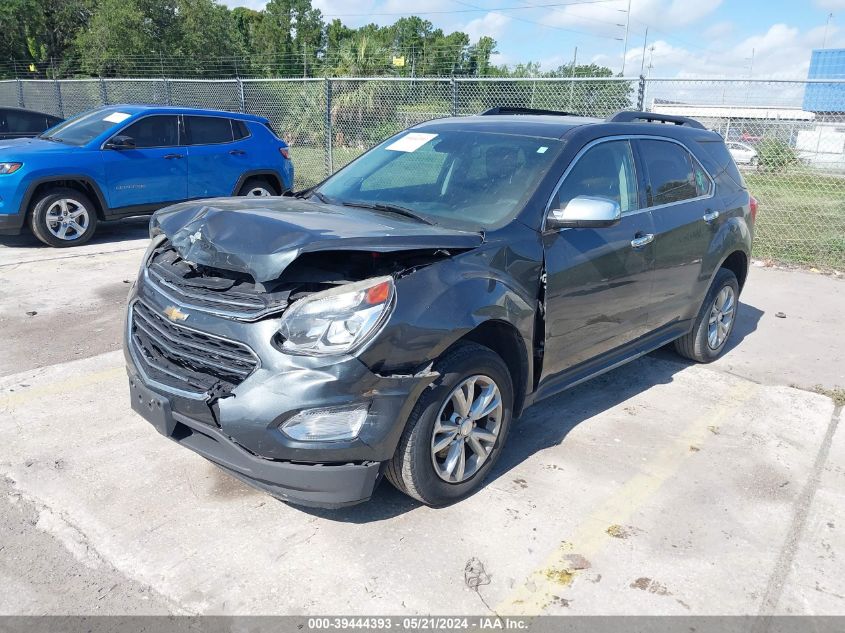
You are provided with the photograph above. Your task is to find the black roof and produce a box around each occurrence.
[413,108,719,143]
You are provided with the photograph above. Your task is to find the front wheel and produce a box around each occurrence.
[29,188,98,248]
[237,177,279,197]
[674,268,739,363]
[386,342,514,506]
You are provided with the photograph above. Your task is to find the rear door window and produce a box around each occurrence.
[118,115,180,148]
[639,139,702,206]
[185,116,234,145]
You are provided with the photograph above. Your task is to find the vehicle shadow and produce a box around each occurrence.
[0,216,150,249]
[303,300,764,524]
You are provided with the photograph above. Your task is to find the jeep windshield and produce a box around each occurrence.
[315,130,562,231]
[39,107,133,146]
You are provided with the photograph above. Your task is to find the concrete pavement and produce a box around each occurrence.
[0,225,842,615]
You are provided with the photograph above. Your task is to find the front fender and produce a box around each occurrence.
[359,238,542,375]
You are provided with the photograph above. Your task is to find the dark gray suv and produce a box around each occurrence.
[125,108,755,508]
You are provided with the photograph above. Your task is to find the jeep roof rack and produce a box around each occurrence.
[607,110,706,130]
[480,106,577,117]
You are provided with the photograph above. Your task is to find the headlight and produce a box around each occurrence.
[277,276,395,355]
[0,162,22,175]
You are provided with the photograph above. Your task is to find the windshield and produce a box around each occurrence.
[316,130,562,230]
[40,107,134,146]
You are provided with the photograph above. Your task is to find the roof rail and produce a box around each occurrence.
[480,106,576,117]
[607,110,706,130]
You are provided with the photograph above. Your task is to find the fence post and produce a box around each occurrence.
[16,78,24,108]
[99,78,108,106]
[451,78,458,116]
[164,78,172,106]
[637,75,646,111]
[54,78,64,118]
[324,78,333,177]
[237,78,245,113]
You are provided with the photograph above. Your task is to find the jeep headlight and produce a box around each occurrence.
[0,162,22,175]
[277,276,394,355]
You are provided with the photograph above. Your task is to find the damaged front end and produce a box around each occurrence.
[125,200,483,507]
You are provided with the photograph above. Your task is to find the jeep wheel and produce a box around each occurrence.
[674,267,739,363]
[386,342,513,506]
[29,188,98,248]
[237,178,278,197]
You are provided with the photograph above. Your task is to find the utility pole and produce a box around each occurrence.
[620,0,632,75]
[646,44,655,78]
[823,13,834,49]
[748,47,755,78]
[639,26,648,76]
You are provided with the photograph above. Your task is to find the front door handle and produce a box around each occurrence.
[703,210,720,223]
[229,149,246,156]
[164,153,183,160]
[631,233,654,249]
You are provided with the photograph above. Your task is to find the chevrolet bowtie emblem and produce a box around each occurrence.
[163,306,189,322]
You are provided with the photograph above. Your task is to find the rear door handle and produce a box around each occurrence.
[229,149,246,156]
[631,233,654,249]
[703,210,720,223]
[164,153,183,160]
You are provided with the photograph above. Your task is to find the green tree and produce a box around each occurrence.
[175,0,243,76]
[75,0,160,76]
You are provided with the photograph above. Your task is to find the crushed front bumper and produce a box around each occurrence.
[128,372,382,507]
[124,270,437,507]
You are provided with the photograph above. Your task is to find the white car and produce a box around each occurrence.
[726,141,758,166]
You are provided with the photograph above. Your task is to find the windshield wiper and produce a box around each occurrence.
[39,135,66,143]
[340,200,435,225]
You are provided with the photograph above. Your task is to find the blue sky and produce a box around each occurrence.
[225,0,845,78]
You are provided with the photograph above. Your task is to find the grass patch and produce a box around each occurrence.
[813,384,845,407]
[744,170,845,269]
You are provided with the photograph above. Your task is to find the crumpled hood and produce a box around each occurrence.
[152,197,483,282]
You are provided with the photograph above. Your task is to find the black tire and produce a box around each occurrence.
[237,177,279,197]
[674,268,739,363]
[386,342,514,506]
[29,187,98,248]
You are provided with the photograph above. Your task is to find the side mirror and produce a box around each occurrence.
[546,195,622,230]
[105,135,135,150]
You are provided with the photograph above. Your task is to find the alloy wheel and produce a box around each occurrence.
[45,198,90,241]
[707,285,736,349]
[246,187,272,197]
[431,375,503,483]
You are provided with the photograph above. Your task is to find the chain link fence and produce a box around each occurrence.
[1,76,843,269]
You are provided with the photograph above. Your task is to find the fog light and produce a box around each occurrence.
[280,403,370,441]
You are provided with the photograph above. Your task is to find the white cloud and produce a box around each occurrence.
[704,21,734,41]
[464,12,511,41]
[814,0,845,10]
[543,0,723,36]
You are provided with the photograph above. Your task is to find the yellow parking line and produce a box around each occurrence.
[0,366,125,409]
[496,381,758,615]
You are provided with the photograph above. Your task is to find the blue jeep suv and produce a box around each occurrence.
[0,105,293,247]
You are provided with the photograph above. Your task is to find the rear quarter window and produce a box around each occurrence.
[695,140,747,190]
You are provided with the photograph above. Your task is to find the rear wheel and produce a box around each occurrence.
[386,342,513,506]
[237,177,278,197]
[29,187,98,248]
[674,268,739,363]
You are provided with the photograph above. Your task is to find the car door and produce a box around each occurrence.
[183,115,245,198]
[540,138,657,382]
[101,114,187,209]
[635,138,718,331]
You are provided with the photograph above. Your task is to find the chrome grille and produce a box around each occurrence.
[130,301,258,392]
